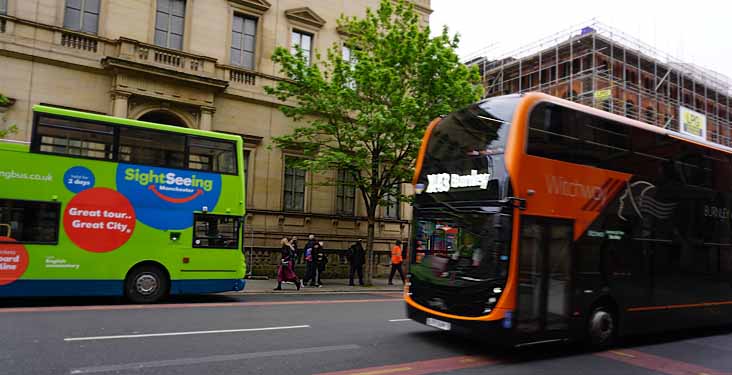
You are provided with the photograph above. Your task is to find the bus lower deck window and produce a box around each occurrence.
[192,214,240,249]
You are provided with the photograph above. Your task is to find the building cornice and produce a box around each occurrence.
[284,7,326,29]
[102,57,229,90]
[228,0,271,14]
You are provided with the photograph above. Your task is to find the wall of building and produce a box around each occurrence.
[0,0,430,278]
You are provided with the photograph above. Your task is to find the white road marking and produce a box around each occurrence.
[388,319,411,322]
[69,344,361,374]
[64,324,310,342]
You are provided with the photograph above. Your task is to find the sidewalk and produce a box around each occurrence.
[229,278,405,294]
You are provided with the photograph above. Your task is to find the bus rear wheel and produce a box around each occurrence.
[125,264,169,304]
[587,306,616,349]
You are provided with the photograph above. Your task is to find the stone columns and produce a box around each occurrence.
[199,106,215,131]
[111,91,131,118]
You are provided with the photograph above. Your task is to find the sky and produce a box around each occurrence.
[429,0,732,82]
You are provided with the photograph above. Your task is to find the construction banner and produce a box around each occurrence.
[679,106,707,139]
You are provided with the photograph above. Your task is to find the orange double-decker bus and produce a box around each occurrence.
[407,92,732,347]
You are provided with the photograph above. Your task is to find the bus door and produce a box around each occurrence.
[516,216,573,341]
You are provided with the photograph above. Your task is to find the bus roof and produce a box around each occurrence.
[33,105,242,143]
[516,92,732,155]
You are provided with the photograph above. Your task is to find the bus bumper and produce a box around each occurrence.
[406,303,511,342]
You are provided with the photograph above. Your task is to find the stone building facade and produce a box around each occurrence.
[0,0,432,277]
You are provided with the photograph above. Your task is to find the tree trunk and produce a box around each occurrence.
[365,216,376,286]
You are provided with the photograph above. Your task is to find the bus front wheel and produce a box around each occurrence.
[587,306,616,349]
[125,264,169,304]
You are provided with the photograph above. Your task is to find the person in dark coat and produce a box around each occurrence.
[347,239,366,286]
[312,241,328,287]
[302,234,316,285]
[274,237,301,291]
[290,236,300,263]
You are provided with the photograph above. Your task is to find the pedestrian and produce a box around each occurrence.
[388,239,405,285]
[304,234,316,252]
[274,237,301,291]
[347,239,366,286]
[290,235,300,263]
[313,241,328,287]
[302,234,316,286]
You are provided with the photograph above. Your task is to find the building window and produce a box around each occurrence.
[63,0,100,34]
[0,0,7,14]
[384,192,399,219]
[342,44,357,89]
[283,158,306,212]
[231,14,257,69]
[155,0,186,50]
[291,30,313,65]
[336,169,355,215]
[342,45,352,63]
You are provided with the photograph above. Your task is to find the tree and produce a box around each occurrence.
[265,0,482,284]
[0,94,17,139]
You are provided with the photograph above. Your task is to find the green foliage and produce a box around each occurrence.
[0,124,17,139]
[266,0,482,217]
[0,94,17,139]
[0,94,11,107]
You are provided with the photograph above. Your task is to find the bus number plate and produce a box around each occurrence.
[426,318,451,331]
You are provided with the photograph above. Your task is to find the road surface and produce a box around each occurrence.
[2,292,732,374]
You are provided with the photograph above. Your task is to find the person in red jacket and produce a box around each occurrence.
[388,239,405,285]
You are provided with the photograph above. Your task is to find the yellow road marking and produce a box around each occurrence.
[348,367,414,375]
[610,351,636,359]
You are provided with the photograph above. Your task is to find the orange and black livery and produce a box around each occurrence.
[406,92,732,347]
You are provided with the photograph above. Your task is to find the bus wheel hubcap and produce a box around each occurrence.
[591,311,613,342]
[136,274,158,295]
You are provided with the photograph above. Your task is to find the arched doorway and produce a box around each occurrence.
[138,110,187,127]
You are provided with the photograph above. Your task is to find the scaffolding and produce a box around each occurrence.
[468,20,732,146]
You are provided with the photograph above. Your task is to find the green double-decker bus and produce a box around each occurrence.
[0,105,246,303]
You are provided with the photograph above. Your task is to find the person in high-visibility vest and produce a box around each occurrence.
[388,239,405,285]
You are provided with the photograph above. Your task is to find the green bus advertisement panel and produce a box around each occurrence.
[0,105,246,303]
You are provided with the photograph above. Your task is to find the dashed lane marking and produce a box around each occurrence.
[65,324,310,342]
